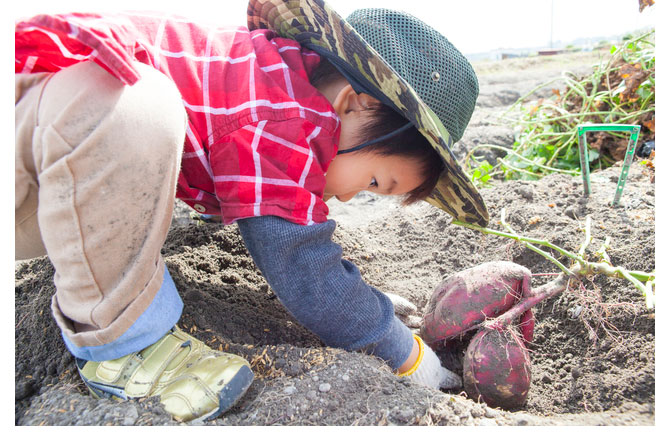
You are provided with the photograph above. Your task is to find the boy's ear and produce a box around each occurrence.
[332,84,380,115]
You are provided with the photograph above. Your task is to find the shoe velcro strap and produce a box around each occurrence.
[125,333,186,397]
[96,354,133,383]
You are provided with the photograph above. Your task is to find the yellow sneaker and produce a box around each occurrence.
[76,326,253,422]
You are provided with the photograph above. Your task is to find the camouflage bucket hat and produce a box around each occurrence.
[247,0,489,226]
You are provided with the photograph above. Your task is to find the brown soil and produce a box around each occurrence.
[15,51,655,426]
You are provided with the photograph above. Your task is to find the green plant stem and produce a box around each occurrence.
[508,109,652,126]
[465,144,580,176]
[629,270,652,282]
[578,216,592,259]
[645,279,655,309]
[595,236,612,264]
[546,132,578,167]
[499,210,573,275]
[497,159,544,179]
[453,218,581,273]
[452,214,655,305]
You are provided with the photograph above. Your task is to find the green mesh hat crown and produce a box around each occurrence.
[247,0,489,226]
[347,8,479,143]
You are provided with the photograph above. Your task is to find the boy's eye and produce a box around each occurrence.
[369,177,378,188]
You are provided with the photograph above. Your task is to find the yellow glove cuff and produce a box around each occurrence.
[397,334,425,377]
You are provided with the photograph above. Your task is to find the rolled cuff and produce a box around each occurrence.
[62,266,183,362]
[363,316,415,370]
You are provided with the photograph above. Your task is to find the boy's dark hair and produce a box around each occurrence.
[310,59,445,205]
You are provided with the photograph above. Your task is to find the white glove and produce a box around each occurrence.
[400,335,462,390]
[385,292,422,329]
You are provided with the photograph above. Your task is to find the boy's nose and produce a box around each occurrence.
[336,191,359,203]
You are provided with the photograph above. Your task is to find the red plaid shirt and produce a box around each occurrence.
[15,12,341,225]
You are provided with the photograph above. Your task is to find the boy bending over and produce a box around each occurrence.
[15,0,488,422]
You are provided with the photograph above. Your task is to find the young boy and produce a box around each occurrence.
[15,0,488,422]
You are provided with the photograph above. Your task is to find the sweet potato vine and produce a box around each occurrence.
[452,210,655,333]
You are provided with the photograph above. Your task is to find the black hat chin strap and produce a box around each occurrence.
[337,121,414,155]
[307,50,415,156]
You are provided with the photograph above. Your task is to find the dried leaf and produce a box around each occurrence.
[619,63,646,102]
[643,118,655,133]
[639,0,654,12]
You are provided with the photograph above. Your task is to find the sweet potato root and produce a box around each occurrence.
[519,309,534,344]
[421,261,532,345]
[463,326,532,410]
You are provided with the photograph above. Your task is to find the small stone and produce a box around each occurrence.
[571,368,582,379]
[312,375,319,382]
[470,406,485,418]
[306,390,318,400]
[569,305,583,319]
[396,409,414,423]
[514,414,531,426]
[287,363,302,376]
[516,186,534,201]
[477,418,497,426]
[564,206,579,219]
[15,381,34,400]
[283,386,297,395]
[342,374,350,381]
[484,406,498,418]
[122,405,139,425]
[318,383,331,393]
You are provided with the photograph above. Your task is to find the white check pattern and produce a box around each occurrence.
[16,12,341,225]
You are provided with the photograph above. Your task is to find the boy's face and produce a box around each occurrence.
[323,83,425,203]
[323,150,425,203]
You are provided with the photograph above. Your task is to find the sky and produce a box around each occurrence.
[10,0,657,54]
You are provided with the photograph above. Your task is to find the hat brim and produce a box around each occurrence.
[247,0,489,227]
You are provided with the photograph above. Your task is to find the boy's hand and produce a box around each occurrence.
[385,292,422,329]
[399,335,462,390]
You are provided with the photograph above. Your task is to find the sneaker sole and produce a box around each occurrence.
[78,358,254,423]
[199,364,255,422]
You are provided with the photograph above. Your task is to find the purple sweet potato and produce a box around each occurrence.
[421,261,532,345]
[463,326,532,410]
